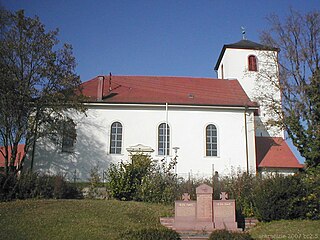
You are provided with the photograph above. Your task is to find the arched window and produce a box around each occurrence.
[110,122,122,154]
[206,124,217,156]
[248,55,258,71]
[62,118,76,153]
[158,123,170,155]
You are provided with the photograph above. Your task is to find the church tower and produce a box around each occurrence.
[214,39,283,138]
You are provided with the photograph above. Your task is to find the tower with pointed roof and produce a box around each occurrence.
[214,39,283,138]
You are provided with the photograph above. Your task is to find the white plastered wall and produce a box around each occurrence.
[216,48,283,138]
[31,104,257,180]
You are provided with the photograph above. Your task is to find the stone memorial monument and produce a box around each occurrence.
[171,183,238,232]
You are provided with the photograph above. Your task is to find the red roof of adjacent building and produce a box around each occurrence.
[256,137,304,169]
[81,75,258,107]
[0,144,25,167]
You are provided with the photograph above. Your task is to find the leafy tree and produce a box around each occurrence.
[258,10,320,168]
[0,9,86,176]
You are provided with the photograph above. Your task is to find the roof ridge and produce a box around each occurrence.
[98,75,223,80]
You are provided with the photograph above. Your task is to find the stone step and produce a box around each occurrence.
[160,217,174,223]
[181,237,208,240]
[179,232,209,240]
[162,224,174,229]
[160,217,174,229]
[244,218,258,229]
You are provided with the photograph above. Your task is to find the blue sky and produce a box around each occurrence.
[2,0,319,163]
[2,0,319,82]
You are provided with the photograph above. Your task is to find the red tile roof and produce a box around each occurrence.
[0,144,25,168]
[256,137,303,169]
[81,75,257,107]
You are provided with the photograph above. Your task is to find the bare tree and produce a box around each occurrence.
[0,9,86,176]
[258,9,320,168]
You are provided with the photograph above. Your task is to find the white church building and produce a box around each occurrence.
[32,39,303,180]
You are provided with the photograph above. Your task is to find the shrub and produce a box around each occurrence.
[106,155,148,201]
[220,171,257,218]
[208,229,253,240]
[299,166,320,220]
[106,153,179,203]
[85,167,108,199]
[0,172,18,200]
[252,174,304,221]
[0,171,81,201]
[137,157,180,203]
[121,228,181,240]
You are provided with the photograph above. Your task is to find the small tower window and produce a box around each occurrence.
[248,55,258,71]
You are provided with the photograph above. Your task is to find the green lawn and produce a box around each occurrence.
[1,200,319,240]
[250,220,320,240]
[0,199,173,240]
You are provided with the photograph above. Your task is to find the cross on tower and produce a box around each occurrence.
[241,26,246,40]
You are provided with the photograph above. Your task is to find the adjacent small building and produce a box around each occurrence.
[0,144,25,173]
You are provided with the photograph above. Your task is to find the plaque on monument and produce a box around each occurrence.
[194,184,214,230]
[213,192,238,230]
[175,193,196,220]
[174,193,197,230]
[196,184,213,222]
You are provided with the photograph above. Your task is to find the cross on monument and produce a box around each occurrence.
[220,192,229,200]
[182,193,191,201]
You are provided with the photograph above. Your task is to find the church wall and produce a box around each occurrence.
[31,104,257,180]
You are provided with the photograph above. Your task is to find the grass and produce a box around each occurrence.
[1,200,319,240]
[249,220,320,240]
[0,199,173,240]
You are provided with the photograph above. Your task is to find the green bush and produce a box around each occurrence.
[106,154,152,201]
[0,173,17,200]
[0,171,81,201]
[252,174,305,221]
[106,154,179,203]
[137,157,180,203]
[121,228,181,240]
[211,171,256,229]
[208,229,253,240]
[299,166,320,220]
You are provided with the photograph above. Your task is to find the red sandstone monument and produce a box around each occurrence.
[164,183,238,232]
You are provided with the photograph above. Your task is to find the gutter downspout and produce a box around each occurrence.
[165,103,168,157]
[244,106,249,173]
